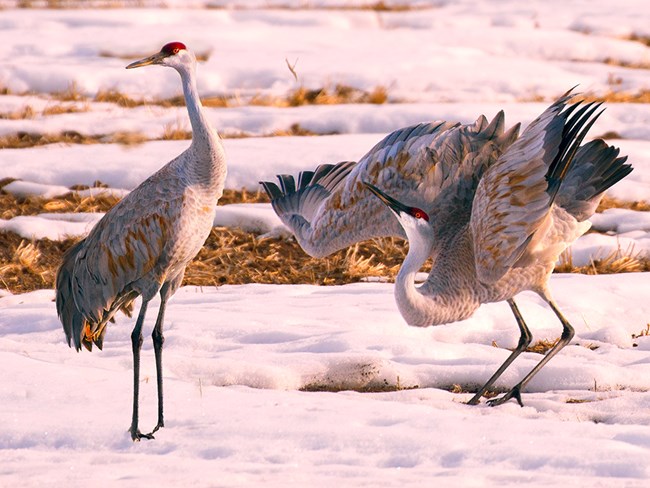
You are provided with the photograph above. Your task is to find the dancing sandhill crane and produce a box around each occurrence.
[261,90,632,406]
[56,42,226,440]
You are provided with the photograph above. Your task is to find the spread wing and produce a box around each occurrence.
[262,115,518,258]
[470,90,604,283]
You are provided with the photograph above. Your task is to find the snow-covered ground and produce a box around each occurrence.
[1,1,650,486]
[2,277,650,487]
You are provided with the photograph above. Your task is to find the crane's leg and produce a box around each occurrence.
[147,285,172,437]
[467,299,532,405]
[129,299,153,441]
[487,298,575,407]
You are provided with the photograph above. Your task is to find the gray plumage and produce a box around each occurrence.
[55,42,226,440]
[262,89,632,406]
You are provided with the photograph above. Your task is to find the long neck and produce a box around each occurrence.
[394,237,437,327]
[394,231,479,327]
[177,63,226,193]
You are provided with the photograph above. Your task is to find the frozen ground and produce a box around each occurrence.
[1,1,650,487]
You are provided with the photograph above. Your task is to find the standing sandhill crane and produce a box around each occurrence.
[56,42,226,440]
[261,90,632,406]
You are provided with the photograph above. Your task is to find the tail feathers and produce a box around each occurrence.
[55,240,132,352]
[261,160,357,225]
[56,240,91,351]
[557,139,633,220]
[546,99,605,203]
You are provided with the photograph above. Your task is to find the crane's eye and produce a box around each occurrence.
[173,48,179,54]
[410,207,429,221]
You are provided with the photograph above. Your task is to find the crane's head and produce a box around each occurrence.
[126,41,194,70]
[363,181,433,243]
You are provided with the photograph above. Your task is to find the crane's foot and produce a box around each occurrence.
[486,385,524,407]
[130,426,155,442]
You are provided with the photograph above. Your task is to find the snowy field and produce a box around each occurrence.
[1,1,650,486]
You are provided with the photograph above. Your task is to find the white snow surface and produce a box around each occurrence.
[2,276,650,487]
[1,2,650,487]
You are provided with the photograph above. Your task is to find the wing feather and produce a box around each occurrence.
[71,185,180,327]
[470,90,603,284]
[262,115,518,258]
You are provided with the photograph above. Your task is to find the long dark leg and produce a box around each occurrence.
[147,287,170,437]
[488,298,575,407]
[467,299,532,405]
[129,299,153,441]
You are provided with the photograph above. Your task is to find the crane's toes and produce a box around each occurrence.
[130,428,155,442]
[486,386,524,407]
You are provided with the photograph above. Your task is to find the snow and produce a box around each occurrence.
[1,180,71,199]
[2,277,650,486]
[1,1,650,486]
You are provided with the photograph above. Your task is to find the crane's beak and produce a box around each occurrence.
[363,182,411,216]
[126,51,167,69]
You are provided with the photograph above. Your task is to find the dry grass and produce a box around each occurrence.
[301,375,418,393]
[251,84,389,107]
[94,88,141,108]
[0,105,36,120]
[184,231,406,288]
[1,185,647,294]
[0,228,407,294]
[0,103,89,120]
[628,34,650,48]
[270,122,331,137]
[15,0,154,9]
[597,196,650,212]
[88,83,389,110]
[42,102,89,116]
[581,89,650,104]
[556,246,650,275]
[94,90,234,109]
[0,232,70,292]
[0,130,105,149]
[632,324,650,340]
[13,0,430,10]
[599,57,650,70]
[0,123,336,149]
[0,181,268,220]
[207,1,429,12]
[50,82,86,102]
[1,81,389,130]
[524,339,558,355]
[0,130,153,148]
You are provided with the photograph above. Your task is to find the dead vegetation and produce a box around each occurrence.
[0,122,333,149]
[627,33,650,48]
[521,87,650,106]
[251,84,390,107]
[581,89,650,104]
[0,180,268,220]
[597,196,650,212]
[1,183,648,294]
[10,0,429,10]
[47,82,390,110]
[556,242,650,275]
[0,228,408,294]
[0,130,159,149]
[632,324,650,340]
[0,103,88,120]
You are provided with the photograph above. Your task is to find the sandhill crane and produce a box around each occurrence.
[56,42,226,440]
[261,90,632,406]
